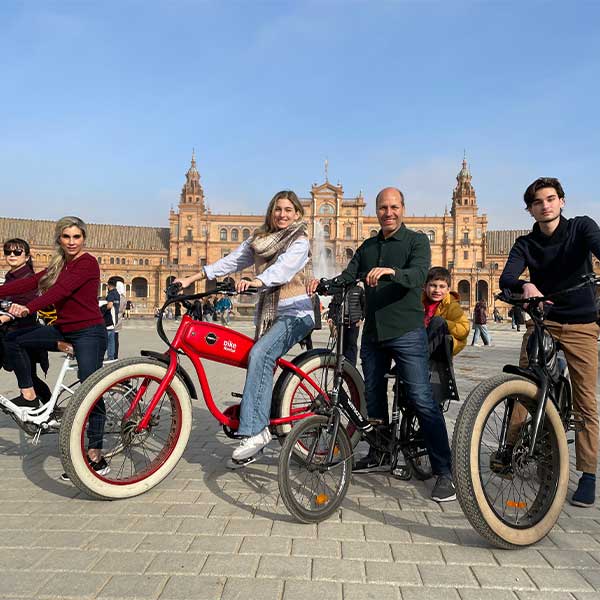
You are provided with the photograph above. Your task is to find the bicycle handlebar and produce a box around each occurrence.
[496,273,600,310]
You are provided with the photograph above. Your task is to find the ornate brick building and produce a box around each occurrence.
[0,153,556,315]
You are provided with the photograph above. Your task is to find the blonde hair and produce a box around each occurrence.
[255,190,304,238]
[39,216,87,293]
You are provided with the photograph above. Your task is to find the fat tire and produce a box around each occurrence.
[452,374,569,549]
[278,415,352,523]
[59,358,192,500]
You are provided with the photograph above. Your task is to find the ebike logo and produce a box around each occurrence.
[223,340,237,353]
[205,333,217,345]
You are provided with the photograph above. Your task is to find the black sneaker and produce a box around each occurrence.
[60,456,110,481]
[431,475,456,502]
[570,475,596,507]
[10,394,42,409]
[353,447,391,473]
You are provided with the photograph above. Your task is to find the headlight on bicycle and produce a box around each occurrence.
[527,330,559,377]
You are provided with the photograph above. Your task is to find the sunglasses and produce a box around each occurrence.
[4,249,25,256]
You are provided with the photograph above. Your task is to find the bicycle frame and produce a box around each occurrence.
[0,350,79,441]
[131,291,333,434]
[497,276,598,458]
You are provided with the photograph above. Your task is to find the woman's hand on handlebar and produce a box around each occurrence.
[8,303,29,318]
[174,276,192,289]
[365,267,394,287]
[236,278,263,293]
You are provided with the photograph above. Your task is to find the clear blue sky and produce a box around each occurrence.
[2,1,599,231]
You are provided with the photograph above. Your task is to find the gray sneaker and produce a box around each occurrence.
[431,475,456,502]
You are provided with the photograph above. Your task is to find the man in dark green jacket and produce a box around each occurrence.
[310,187,454,502]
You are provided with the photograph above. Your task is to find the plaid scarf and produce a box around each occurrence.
[250,221,308,338]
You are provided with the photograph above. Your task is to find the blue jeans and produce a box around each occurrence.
[360,327,452,476]
[4,324,107,449]
[106,330,117,360]
[238,315,314,437]
[471,324,491,345]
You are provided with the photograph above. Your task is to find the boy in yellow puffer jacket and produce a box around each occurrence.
[422,267,470,357]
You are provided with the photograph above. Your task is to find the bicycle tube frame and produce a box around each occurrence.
[136,327,330,431]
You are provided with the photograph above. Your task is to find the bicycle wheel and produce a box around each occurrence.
[274,352,365,447]
[452,374,569,549]
[400,409,433,481]
[278,415,352,523]
[59,358,192,500]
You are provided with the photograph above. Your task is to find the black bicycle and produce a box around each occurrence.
[277,277,459,523]
[452,274,599,549]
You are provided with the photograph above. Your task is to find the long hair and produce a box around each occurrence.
[3,238,33,269]
[39,216,87,293]
[255,190,304,238]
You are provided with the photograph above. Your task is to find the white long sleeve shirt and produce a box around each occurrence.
[203,237,314,323]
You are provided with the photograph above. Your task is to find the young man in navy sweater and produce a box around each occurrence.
[500,177,600,507]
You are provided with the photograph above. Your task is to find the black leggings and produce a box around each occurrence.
[4,324,107,448]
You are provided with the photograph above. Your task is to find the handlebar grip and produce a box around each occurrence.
[0,300,13,311]
[165,283,182,299]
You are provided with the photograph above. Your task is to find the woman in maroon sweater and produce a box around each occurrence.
[0,238,51,401]
[0,216,108,474]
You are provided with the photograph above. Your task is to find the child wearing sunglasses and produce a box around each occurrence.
[0,238,51,402]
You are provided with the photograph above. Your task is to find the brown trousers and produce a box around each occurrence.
[515,320,599,473]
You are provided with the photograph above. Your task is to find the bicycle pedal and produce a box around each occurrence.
[392,465,411,480]
[226,449,263,470]
[569,412,586,432]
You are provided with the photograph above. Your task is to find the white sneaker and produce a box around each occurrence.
[232,427,272,461]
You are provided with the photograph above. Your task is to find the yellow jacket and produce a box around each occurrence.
[422,291,470,355]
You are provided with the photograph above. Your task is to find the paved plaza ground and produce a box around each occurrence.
[1,320,600,600]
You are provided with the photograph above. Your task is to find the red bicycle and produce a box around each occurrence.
[58,281,365,499]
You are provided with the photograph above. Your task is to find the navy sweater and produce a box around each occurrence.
[499,216,600,324]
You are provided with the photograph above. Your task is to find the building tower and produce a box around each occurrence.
[168,150,208,268]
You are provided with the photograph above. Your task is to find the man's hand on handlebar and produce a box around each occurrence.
[8,303,29,318]
[522,282,552,307]
[365,267,394,287]
[306,278,320,296]
[236,278,263,293]
[0,314,14,324]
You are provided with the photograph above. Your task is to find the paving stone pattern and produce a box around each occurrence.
[0,322,599,599]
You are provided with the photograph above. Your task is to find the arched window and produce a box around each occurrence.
[319,204,335,214]
[97,257,102,264]
[345,226,352,239]
[231,229,239,242]
[370,229,378,237]
[121,258,126,265]
[325,248,333,260]
[458,280,470,306]
[131,277,148,298]
[110,257,115,265]
[133,259,138,265]
[145,259,149,265]
[427,230,435,243]
[345,248,354,260]
[220,228,227,241]
[116,258,120,265]
[477,280,489,303]
[323,225,330,238]
[242,228,250,240]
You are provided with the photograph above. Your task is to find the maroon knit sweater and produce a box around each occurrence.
[0,253,103,332]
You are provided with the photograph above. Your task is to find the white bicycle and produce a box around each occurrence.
[0,302,89,443]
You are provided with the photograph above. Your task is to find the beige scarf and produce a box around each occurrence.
[251,221,308,338]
